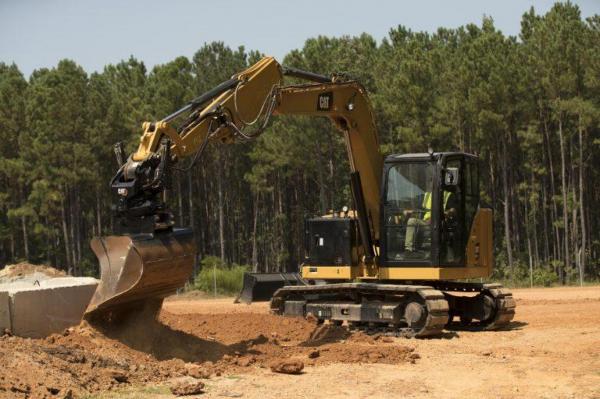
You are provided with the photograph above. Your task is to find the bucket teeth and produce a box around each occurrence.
[84,228,196,323]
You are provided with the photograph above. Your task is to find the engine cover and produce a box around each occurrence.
[304,217,357,266]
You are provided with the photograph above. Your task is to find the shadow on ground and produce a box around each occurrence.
[446,320,528,332]
[87,299,269,363]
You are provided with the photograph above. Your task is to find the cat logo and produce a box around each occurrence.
[317,92,333,111]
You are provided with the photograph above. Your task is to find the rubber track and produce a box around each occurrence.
[270,283,449,338]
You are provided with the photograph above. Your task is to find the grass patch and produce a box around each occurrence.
[191,256,250,296]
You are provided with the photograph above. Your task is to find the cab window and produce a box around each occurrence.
[384,162,434,261]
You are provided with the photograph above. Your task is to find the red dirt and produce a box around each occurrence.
[0,307,415,398]
[5,286,598,398]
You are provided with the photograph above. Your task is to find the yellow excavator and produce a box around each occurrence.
[84,57,515,337]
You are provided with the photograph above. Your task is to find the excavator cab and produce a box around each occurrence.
[380,152,481,268]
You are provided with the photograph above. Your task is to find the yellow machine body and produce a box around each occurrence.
[301,208,493,281]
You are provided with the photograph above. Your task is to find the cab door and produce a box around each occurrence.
[439,156,465,265]
[380,159,436,266]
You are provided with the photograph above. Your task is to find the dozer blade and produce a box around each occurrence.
[84,228,196,323]
[236,272,306,304]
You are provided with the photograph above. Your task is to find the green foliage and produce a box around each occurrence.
[492,255,559,288]
[192,256,249,295]
[532,268,560,287]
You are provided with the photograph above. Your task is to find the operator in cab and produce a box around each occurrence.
[404,189,458,255]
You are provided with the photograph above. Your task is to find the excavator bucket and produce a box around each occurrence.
[236,272,306,304]
[84,228,196,323]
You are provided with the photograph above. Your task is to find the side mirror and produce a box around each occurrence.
[444,167,460,186]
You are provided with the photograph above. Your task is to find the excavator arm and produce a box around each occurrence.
[109,57,284,234]
[85,57,383,321]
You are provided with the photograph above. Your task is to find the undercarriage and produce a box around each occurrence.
[270,281,515,338]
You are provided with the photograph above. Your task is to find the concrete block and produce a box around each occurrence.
[0,277,98,338]
[0,291,10,332]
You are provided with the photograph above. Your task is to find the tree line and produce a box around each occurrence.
[0,3,599,285]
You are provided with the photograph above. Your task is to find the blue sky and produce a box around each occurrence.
[1,0,599,77]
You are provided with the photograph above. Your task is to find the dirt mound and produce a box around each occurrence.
[0,262,66,284]
[0,309,417,398]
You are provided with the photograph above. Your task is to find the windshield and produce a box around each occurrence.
[385,162,434,261]
[386,163,433,210]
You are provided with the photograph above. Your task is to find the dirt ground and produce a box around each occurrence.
[0,286,598,399]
